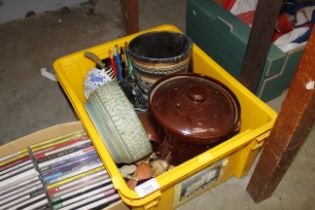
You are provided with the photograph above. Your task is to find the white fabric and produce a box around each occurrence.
[276,42,306,52]
[295,6,315,26]
[274,27,308,52]
[230,0,258,15]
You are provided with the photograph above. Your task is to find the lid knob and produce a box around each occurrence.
[187,85,207,102]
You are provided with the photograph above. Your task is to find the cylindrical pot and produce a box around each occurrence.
[128,31,193,98]
[85,81,153,164]
[147,73,241,165]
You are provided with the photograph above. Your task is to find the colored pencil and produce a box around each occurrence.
[114,45,123,80]
[108,49,118,79]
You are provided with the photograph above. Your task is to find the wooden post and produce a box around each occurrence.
[247,26,315,203]
[121,0,139,35]
[239,0,283,92]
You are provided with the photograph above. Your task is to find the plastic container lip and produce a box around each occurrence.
[53,24,278,206]
[128,31,193,63]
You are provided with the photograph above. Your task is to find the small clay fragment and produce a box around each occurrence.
[119,164,137,178]
[127,163,152,189]
[151,159,169,177]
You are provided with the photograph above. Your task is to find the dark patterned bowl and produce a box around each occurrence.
[128,31,193,95]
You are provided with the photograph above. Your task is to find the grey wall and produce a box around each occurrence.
[0,0,88,23]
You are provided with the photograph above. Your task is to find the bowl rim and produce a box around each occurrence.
[128,31,193,63]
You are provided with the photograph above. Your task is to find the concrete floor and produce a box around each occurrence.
[0,0,314,209]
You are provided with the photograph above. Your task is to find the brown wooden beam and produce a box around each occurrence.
[240,0,283,92]
[121,0,139,35]
[247,26,315,203]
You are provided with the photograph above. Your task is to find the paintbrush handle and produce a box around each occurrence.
[84,52,106,69]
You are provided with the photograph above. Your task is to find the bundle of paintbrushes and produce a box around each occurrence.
[108,43,134,81]
[83,42,147,111]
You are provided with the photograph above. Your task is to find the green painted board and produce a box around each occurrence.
[186,0,304,101]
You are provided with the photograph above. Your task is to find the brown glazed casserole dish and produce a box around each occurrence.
[147,73,241,165]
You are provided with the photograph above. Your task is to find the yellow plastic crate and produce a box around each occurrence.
[54,25,277,210]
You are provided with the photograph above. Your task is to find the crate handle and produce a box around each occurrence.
[143,198,160,210]
[251,132,270,150]
[217,16,234,32]
[251,140,265,150]
[256,131,271,142]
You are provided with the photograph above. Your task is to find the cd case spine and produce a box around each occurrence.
[0,129,119,210]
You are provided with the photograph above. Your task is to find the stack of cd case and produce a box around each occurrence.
[30,130,103,185]
[0,149,50,210]
[47,166,120,210]
[0,130,120,210]
[30,130,120,210]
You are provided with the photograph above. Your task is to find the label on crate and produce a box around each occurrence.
[173,159,227,207]
[135,178,160,198]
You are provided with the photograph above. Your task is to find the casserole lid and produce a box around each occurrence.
[148,73,241,144]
